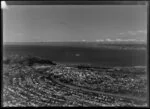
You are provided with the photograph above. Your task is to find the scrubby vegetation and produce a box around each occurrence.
[3,54,56,66]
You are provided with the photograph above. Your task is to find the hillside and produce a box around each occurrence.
[3,55,147,107]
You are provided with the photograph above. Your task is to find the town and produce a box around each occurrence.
[3,55,147,107]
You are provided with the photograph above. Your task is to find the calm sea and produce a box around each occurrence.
[3,45,147,67]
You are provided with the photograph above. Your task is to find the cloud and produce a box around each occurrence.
[117,30,147,37]
[96,39,104,42]
[127,30,147,36]
[119,33,124,35]
[137,30,147,34]
[105,38,114,42]
[127,31,137,35]
[116,38,122,41]
[103,38,146,42]
[116,39,146,42]
[114,39,137,42]
[125,39,137,41]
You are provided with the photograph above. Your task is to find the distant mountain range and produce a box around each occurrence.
[3,41,147,50]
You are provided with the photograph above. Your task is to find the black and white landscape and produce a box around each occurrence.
[2,1,148,107]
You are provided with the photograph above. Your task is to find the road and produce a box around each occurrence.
[50,75,146,102]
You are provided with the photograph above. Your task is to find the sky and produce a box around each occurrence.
[2,2,147,42]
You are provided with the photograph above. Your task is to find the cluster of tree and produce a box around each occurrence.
[76,64,91,69]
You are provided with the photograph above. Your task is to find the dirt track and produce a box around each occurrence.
[50,75,146,102]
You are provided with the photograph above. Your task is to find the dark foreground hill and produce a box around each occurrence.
[3,54,56,66]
